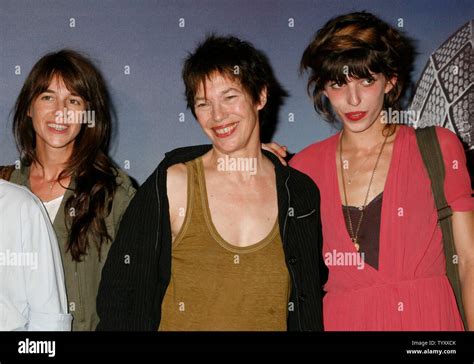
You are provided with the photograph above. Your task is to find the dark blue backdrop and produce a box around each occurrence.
[1,0,472,183]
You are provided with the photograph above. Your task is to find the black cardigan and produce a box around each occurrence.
[96,145,327,331]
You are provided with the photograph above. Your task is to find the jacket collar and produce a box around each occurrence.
[16,164,30,187]
[15,163,76,228]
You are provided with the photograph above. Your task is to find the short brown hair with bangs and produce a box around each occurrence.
[300,11,415,124]
[182,35,285,127]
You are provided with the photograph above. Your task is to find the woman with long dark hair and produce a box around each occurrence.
[1,49,136,330]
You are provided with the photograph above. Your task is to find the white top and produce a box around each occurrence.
[0,180,71,331]
[43,195,64,222]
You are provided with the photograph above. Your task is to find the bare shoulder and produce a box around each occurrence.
[166,163,187,190]
[166,163,188,226]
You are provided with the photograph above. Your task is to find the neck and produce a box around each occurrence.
[207,142,266,181]
[342,120,388,151]
[32,143,73,180]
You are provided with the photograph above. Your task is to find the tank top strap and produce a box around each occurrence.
[189,157,209,224]
[173,157,209,246]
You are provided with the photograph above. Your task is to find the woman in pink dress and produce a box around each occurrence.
[288,12,474,330]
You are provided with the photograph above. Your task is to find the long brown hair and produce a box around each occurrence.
[300,11,415,125]
[13,49,118,262]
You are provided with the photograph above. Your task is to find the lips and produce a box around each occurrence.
[212,122,238,138]
[344,111,367,122]
[47,122,69,134]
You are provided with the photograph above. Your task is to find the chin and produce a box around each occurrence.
[212,142,239,155]
[208,133,236,149]
[343,123,368,133]
[343,118,380,133]
[46,138,76,149]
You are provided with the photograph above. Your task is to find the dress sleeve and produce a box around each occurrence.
[22,195,72,331]
[436,127,474,212]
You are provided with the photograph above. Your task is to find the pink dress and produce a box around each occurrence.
[290,125,474,331]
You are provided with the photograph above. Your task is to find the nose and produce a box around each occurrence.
[212,102,227,122]
[53,99,66,124]
[347,84,361,106]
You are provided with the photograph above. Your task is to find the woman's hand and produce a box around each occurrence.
[262,142,288,166]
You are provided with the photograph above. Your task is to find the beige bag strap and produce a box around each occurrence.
[415,126,466,330]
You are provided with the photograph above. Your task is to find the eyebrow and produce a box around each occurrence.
[194,87,240,101]
[41,89,81,97]
[222,87,239,94]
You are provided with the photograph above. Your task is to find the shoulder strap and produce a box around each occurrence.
[0,165,15,181]
[415,126,466,330]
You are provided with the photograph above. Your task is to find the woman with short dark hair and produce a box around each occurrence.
[97,36,327,331]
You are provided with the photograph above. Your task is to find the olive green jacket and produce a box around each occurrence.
[8,165,136,331]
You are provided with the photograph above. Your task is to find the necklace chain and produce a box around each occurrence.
[30,164,65,193]
[341,140,382,184]
[340,130,389,251]
[49,179,57,191]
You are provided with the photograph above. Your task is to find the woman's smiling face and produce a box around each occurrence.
[193,72,266,155]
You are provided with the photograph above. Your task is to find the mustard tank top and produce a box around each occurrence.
[159,157,290,331]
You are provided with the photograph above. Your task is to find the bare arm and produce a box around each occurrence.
[166,163,188,241]
[453,210,474,330]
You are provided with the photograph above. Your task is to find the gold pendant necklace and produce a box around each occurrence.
[47,178,58,191]
[340,130,389,251]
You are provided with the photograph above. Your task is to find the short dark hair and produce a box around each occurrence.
[300,11,415,124]
[182,35,285,127]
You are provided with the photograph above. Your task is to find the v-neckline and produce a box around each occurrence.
[333,126,403,254]
[196,157,279,253]
[22,166,75,228]
[343,190,384,209]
